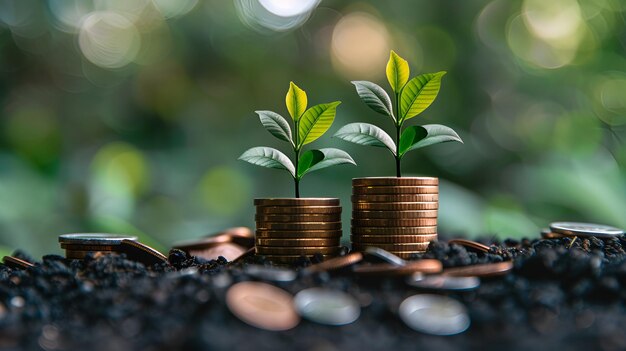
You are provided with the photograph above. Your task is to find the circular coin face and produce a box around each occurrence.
[352,177,438,186]
[226,282,300,331]
[549,222,624,238]
[399,294,470,335]
[305,252,364,273]
[294,288,360,326]
[59,233,137,245]
[406,274,480,291]
[244,265,297,282]
[443,261,513,278]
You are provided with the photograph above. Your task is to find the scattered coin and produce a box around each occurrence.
[255,238,341,247]
[352,242,430,252]
[244,265,297,282]
[351,234,438,244]
[353,186,439,195]
[255,230,343,238]
[362,247,407,266]
[406,274,480,291]
[118,240,168,266]
[540,228,568,239]
[226,281,300,331]
[2,256,34,270]
[230,247,256,264]
[443,261,513,278]
[352,202,438,211]
[255,246,342,255]
[352,210,438,219]
[255,206,342,214]
[305,252,364,273]
[399,294,470,335]
[254,198,339,206]
[256,222,342,231]
[550,222,624,239]
[352,194,439,203]
[189,243,247,261]
[351,227,437,235]
[58,233,137,245]
[351,218,438,227]
[172,234,232,252]
[448,239,490,253]
[255,214,341,223]
[293,288,360,326]
[353,177,438,186]
[222,227,255,247]
[354,260,443,276]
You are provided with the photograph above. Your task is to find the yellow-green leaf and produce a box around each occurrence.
[285,81,307,121]
[386,50,410,93]
[298,101,341,147]
[399,71,446,122]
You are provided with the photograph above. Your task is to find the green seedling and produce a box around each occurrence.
[334,50,463,177]
[239,82,355,197]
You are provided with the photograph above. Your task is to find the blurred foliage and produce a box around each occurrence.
[0,0,625,256]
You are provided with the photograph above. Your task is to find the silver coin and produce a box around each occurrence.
[58,233,138,245]
[363,247,406,266]
[244,265,297,282]
[550,222,624,238]
[399,294,470,336]
[406,274,480,291]
[293,288,360,326]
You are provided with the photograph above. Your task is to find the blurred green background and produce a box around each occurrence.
[1,0,625,257]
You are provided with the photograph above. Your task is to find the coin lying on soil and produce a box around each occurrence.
[293,288,360,326]
[2,256,34,270]
[549,222,624,239]
[406,274,480,291]
[243,265,297,282]
[399,294,470,336]
[443,261,513,277]
[447,239,490,253]
[305,252,364,273]
[353,260,442,276]
[118,240,168,266]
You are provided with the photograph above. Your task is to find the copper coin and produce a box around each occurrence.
[540,229,569,239]
[448,239,490,253]
[351,234,438,244]
[230,247,256,264]
[2,256,34,269]
[352,210,438,219]
[254,198,339,206]
[395,251,427,259]
[352,202,438,211]
[256,206,342,214]
[226,281,300,331]
[255,246,342,255]
[255,214,341,223]
[352,242,430,251]
[353,186,438,195]
[255,238,341,247]
[305,252,364,273]
[189,243,247,261]
[256,222,342,231]
[223,227,255,247]
[351,226,437,235]
[352,194,439,203]
[118,240,168,266]
[172,234,232,252]
[352,177,438,186]
[351,218,438,227]
[59,233,137,245]
[443,261,513,277]
[60,244,118,251]
[260,254,336,263]
[255,230,343,238]
[353,259,442,275]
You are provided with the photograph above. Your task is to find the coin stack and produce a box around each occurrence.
[351,177,439,259]
[254,198,343,264]
[59,233,138,259]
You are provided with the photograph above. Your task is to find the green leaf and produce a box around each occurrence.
[352,80,394,121]
[256,110,293,145]
[333,122,396,155]
[298,101,341,147]
[386,50,410,93]
[285,81,307,121]
[399,124,463,156]
[238,147,295,177]
[399,71,446,122]
[307,148,356,174]
[297,149,324,178]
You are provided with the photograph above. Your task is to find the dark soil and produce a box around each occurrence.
[2,236,626,351]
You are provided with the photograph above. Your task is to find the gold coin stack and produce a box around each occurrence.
[351,177,439,259]
[59,233,138,259]
[254,198,343,264]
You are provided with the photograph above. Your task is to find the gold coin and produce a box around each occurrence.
[351,194,439,203]
[260,254,336,263]
[256,222,342,231]
[255,246,342,255]
[351,226,437,235]
[60,244,118,251]
[350,234,438,243]
[118,240,169,266]
[351,242,430,251]
[352,202,438,211]
[351,218,438,227]
[353,186,438,195]
[254,214,341,223]
[305,252,363,273]
[254,198,339,206]
[255,238,341,247]
[255,206,342,214]
[351,210,438,219]
[255,230,343,238]
[443,261,513,277]
[448,239,490,253]
[394,251,427,259]
[189,243,248,261]
[353,177,438,186]
[2,256,34,269]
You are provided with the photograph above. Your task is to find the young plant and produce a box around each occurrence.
[239,82,355,197]
[334,50,463,177]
